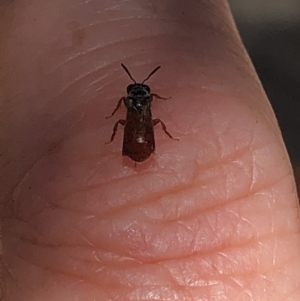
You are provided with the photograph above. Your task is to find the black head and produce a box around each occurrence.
[121,63,161,91]
[126,83,150,94]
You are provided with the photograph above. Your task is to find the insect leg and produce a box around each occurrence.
[153,118,178,140]
[151,94,171,100]
[106,97,126,118]
[106,119,126,144]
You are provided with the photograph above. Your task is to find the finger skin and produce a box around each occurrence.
[1,0,300,300]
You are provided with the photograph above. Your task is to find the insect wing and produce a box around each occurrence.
[122,108,155,162]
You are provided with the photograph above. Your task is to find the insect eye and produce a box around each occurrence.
[127,84,135,93]
[144,85,151,93]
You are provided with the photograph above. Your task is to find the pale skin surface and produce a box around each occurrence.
[0,0,300,300]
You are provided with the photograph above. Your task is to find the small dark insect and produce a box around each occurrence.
[106,63,178,163]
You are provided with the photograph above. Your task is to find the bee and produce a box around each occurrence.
[106,64,177,163]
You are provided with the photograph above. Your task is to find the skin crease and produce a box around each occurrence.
[0,0,300,300]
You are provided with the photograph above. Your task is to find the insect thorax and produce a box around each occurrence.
[125,84,152,111]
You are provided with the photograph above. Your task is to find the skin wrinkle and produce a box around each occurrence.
[65,170,178,199]
[49,36,155,75]
[41,8,253,102]
[162,233,300,277]
[13,149,195,214]
[50,33,251,103]
[67,204,298,253]
[10,140,76,217]
[12,251,101,288]
[25,44,171,130]
[14,250,176,289]
[60,175,183,214]
[155,209,288,258]
[6,216,65,248]
[5,198,296,264]
[158,172,290,225]
[5,226,298,292]
[13,163,291,233]
[15,235,269,271]
[49,43,167,98]
[9,139,292,262]
[4,109,88,208]
[52,37,157,77]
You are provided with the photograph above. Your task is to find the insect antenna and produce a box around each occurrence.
[142,66,161,84]
[121,63,136,83]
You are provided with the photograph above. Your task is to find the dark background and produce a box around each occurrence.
[228,1,300,190]
[229,1,300,165]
